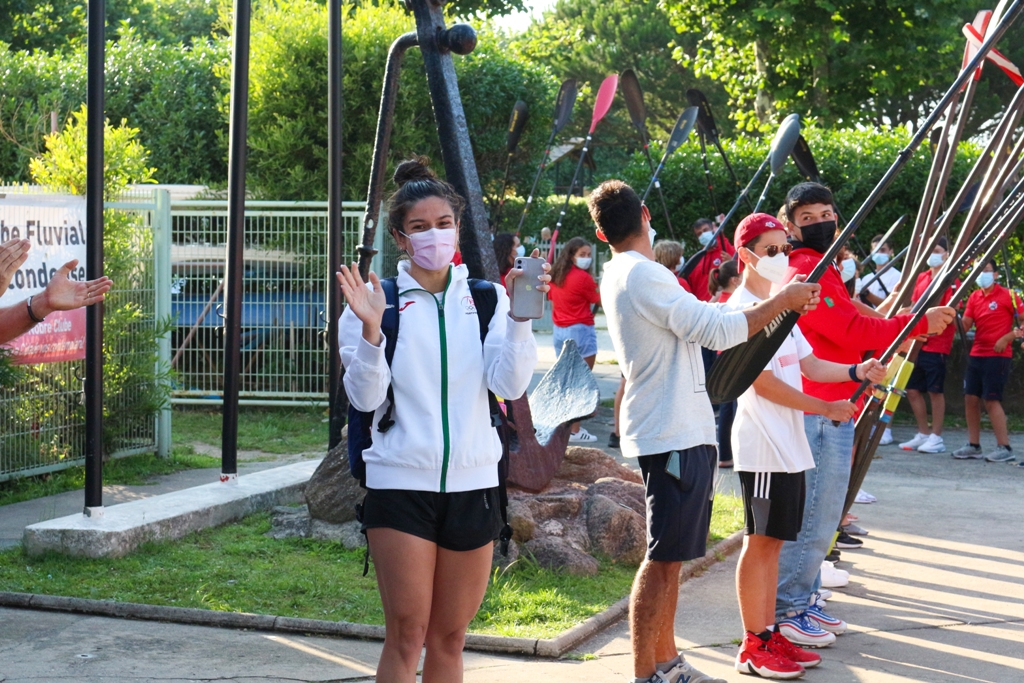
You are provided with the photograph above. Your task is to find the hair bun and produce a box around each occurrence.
[393,156,437,187]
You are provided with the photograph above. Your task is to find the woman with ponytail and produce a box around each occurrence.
[337,157,549,683]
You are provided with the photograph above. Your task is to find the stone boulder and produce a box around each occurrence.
[523,537,599,576]
[555,446,643,486]
[507,499,536,543]
[585,494,647,565]
[304,428,364,524]
[309,519,366,549]
[587,477,646,516]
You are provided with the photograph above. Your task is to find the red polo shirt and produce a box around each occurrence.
[911,270,957,355]
[963,283,1023,358]
[687,235,735,302]
[788,247,930,403]
[548,266,601,327]
[677,275,692,293]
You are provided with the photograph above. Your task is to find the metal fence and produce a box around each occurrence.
[170,201,366,405]
[0,187,169,482]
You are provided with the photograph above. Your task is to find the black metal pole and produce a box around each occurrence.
[327,0,344,450]
[409,2,498,282]
[221,0,252,481]
[84,0,105,515]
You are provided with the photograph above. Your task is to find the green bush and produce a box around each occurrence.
[242,0,557,201]
[494,127,980,256]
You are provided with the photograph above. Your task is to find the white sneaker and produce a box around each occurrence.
[879,428,893,445]
[657,658,727,683]
[899,432,929,450]
[917,433,946,453]
[820,560,850,588]
[815,588,833,602]
[569,428,598,443]
[854,490,877,504]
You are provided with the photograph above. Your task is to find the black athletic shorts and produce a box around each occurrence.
[738,471,806,542]
[360,486,502,552]
[964,355,1012,401]
[906,350,948,394]
[637,445,717,563]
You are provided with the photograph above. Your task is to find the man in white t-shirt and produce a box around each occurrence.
[728,214,886,679]
[858,235,901,306]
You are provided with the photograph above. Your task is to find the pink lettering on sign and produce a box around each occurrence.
[6,308,86,364]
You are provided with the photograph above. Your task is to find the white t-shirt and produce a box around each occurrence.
[861,266,900,301]
[728,286,816,473]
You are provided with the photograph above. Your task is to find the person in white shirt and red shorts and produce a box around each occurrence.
[728,213,887,679]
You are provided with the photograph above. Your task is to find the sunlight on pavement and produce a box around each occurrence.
[263,634,377,675]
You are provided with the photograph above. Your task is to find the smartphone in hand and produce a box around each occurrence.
[510,256,546,320]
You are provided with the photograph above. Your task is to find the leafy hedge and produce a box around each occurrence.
[493,126,983,256]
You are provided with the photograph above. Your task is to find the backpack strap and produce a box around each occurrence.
[467,278,514,556]
[376,277,400,433]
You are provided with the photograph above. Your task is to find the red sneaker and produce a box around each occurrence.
[735,632,805,679]
[770,630,822,669]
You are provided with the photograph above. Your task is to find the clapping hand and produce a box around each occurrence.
[0,239,30,297]
[336,263,387,346]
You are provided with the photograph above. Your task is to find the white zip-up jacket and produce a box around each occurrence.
[340,261,537,493]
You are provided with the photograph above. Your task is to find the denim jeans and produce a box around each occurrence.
[775,414,854,618]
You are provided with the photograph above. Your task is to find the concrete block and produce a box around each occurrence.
[22,460,321,558]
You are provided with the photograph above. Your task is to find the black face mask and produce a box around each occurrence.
[798,220,837,254]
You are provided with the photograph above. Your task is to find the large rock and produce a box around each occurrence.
[507,500,536,543]
[310,520,366,549]
[523,492,585,521]
[587,477,646,516]
[304,428,364,524]
[585,494,647,566]
[265,505,311,539]
[555,447,643,486]
[524,536,599,576]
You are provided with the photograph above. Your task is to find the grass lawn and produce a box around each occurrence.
[0,447,220,508]
[171,407,329,454]
[0,496,744,639]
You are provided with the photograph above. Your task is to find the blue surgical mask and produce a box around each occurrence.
[840,258,857,282]
[515,245,526,258]
[872,252,890,266]
[927,252,944,268]
[978,271,995,289]
[698,231,714,247]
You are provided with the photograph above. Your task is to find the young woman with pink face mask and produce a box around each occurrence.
[336,157,550,683]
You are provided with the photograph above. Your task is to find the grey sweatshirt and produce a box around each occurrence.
[600,251,749,458]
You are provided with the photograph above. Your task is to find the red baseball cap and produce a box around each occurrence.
[733,212,786,271]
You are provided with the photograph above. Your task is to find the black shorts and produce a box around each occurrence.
[738,471,806,542]
[964,356,1012,401]
[906,351,948,394]
[637,446,717,563]
[360,487,502,552]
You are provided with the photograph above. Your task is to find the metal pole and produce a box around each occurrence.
[154,189,172,458]
[408,2,498,282]
[327,0,345,450]
[84,0,105,517]
[220,0,252,483]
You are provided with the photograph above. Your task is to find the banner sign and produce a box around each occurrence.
[1,194,88,364]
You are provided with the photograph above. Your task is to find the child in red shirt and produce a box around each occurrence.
[687,217,735,302]
[548,236,601,443]
[953,260,1024,463]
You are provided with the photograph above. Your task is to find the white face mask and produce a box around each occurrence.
[927,252,944,268]
[575,256,592,270]
[753,252,790,284]
[515,245,526,258]
[978,271,995,289]
[648,226,657,247]
[698,231,714,247]
[840,258,857,282]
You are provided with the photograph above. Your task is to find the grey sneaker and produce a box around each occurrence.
[659,658,728,683]
[985,445,1016,463]
[952,443,984,459]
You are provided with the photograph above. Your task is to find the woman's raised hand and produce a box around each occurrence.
[504,248,553,298]
[337,263,386,344]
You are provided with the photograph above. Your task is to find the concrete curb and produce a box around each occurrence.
[0,530,744,658]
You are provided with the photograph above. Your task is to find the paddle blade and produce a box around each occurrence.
[665,106,699,156]
[506,100,529,154]
[769,113,801,175]
[790,135,821,182]
[686,88,720,141]
[553,78,578,133]
[707,311,801,403]
[590,74,619,133]
[620,69,648,137]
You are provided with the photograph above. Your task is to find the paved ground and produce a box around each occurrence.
[2,424,1023,682]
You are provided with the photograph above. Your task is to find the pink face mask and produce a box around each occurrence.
[402,228,458,271]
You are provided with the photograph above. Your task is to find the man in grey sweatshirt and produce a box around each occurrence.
[589,180,821,683]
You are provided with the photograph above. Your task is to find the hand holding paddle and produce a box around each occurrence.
[777,276,821,314]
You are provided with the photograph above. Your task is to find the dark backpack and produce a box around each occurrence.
[346,277,514,554]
